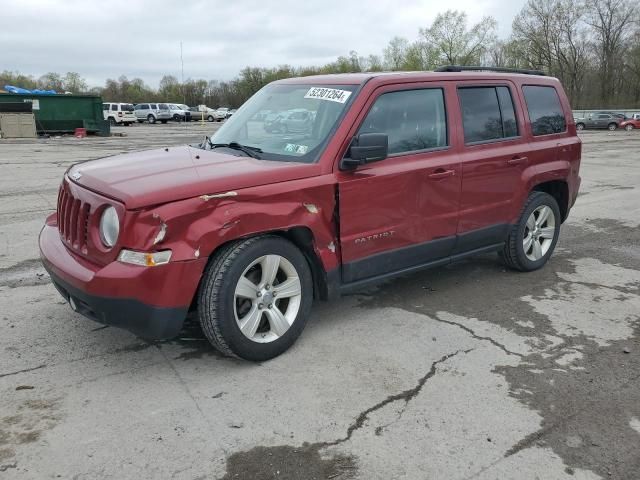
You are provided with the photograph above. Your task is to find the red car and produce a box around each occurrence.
[620,118,640,131]
[40,67,582,361]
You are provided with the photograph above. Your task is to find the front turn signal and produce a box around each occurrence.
[117,249,172,267]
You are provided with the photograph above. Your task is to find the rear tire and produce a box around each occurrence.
[501,191,561,272]
[108,117,117,126]
[207,115,214,122]
[147,115,156,124]
[576,123,585,131]
[198,235,313,361]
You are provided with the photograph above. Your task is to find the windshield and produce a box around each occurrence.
[209,83,357,163]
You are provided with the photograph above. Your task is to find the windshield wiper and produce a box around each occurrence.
[206,139,262,159]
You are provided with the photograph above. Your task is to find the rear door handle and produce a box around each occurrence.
[428,169,455,179]
[507,156,528,166]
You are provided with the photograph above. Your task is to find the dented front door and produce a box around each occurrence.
[336,83,461,284]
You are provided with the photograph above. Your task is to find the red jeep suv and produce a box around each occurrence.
[40,67,582,361]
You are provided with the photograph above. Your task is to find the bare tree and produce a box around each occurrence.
[512,0,590,105]
[420,10,497,66]
[383,36,409,70]
[62,72,88,93]
[585,0,638,104]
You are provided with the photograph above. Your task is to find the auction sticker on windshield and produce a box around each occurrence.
[304,87,352,103]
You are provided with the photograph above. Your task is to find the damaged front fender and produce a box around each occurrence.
[122,175,340,273]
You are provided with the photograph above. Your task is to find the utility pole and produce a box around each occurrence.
[180,41,185,106]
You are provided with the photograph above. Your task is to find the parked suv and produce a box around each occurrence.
[575,112,621,131]
[168,104,192,122]
[40,67,581,361]
[134,103,172,124]
[103,102,136,126]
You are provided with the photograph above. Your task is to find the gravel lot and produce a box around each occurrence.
[1,124,639,479]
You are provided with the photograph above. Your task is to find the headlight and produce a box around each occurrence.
[99,206,119,248]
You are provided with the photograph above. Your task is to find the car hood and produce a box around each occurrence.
[67,146,321,209]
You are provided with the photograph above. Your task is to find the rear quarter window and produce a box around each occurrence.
[522,85,567,136]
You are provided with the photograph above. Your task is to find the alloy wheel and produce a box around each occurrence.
[523,205,556,261]
[233,255,302,343]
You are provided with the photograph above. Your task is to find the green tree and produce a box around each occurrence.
[0,71,38,90]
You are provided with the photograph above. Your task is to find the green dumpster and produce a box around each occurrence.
[0,93,110,136]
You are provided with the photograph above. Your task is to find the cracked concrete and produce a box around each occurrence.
[1,126,639,478]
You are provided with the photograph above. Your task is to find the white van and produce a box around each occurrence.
[103,103,136,126]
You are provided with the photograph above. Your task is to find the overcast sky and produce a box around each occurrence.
[0,0,527,88]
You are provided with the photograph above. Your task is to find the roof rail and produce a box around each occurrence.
[434,65,546,76]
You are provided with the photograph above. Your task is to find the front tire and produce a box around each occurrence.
[625,124,634,131]
[147,115,156,124]
[501,191,561,272]
[576,123,585,131]
[108,117,117,126]
[608,123,617,131]
[198,236,313,361]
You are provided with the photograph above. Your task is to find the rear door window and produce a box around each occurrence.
[522,86,567,136]
[458,86,519,143]
[496,87,518,138]
[357,88,447,155]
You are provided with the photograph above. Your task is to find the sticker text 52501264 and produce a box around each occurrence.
[304,87,352,104]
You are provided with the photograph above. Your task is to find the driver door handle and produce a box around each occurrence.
[428,169,455,180]
[507,156,528,166]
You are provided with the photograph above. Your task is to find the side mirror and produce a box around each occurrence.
[340,133,388,170]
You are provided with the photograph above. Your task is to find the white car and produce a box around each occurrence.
[103,103,136,126]
[168,104,192,122]
[214,107,229,121]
